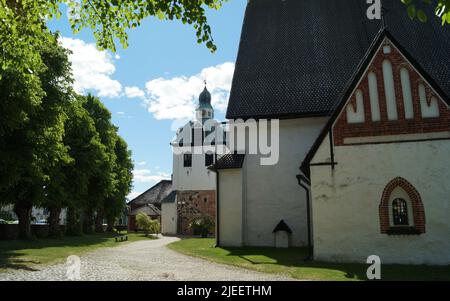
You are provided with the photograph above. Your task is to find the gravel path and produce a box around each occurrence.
[0,236,293,281]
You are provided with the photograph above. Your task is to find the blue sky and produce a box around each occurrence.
[47,1,246,199]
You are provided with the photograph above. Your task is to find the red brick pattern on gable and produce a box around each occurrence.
[379,177,426,235]
[333,40,450,146]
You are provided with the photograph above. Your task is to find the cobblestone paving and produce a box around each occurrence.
[0,236,293,281]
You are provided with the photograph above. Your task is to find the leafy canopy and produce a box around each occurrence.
[1,0,227,57]
[401,0,450,24]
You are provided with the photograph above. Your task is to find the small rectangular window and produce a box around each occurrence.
[392,199,409,226]
[184,154,192,167]
[205,153,214,166]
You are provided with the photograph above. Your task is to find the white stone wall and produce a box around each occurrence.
[218,169,243,247]
[219,117,327,247]
[172,145,217,191]
[310,139,450,265]
[161,202,177,235]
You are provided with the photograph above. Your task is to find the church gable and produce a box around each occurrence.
[332,38,450,146]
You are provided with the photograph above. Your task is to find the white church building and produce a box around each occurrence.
[162,86,227,235]
[212,0,450,265]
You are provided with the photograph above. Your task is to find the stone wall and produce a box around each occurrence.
[310,140,450,265]
[176,190,216,235]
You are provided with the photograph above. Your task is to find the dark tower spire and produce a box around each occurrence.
[381,0,387,30]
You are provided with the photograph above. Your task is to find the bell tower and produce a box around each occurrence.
[195,84,214,123]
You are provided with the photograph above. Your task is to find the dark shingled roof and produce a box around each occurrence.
[128,180,172,206]
[273,220,292,234]
[161,190,177,204]
[212,154,246,170]
[226,0,450,119]
[130,204,161,216]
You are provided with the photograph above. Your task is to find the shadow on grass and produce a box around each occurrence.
[0,233,117,271]
[221,247,450,281]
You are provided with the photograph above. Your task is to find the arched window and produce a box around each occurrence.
[400,68,414,119]
[346,89,365,124]
[419,83,440,118]
[392,198,409,226]
[368,72,381,122]
[379,177,426,235]
[382,60,398,120]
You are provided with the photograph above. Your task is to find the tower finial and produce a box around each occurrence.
[381,0,387,30]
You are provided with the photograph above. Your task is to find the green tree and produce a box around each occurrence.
[81,95,117,234]
[62,96,105,236]
[0,34,71,239]
[0,1,58,134]
[136,212,160,236]
[105,135,134,232]
[39,36,75,238]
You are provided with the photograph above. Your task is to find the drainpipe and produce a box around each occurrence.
[209,155,220,247]
[215,168,220,247]
[297,174,313,261]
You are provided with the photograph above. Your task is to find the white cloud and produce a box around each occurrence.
[125,86,146,99]
[144,62,235,121]
[60,37,122,98]
[137,161,147,166]
[116,111,125,115]
[133,169,171,184]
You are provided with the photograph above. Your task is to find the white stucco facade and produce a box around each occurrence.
[172,145,217,191]
[165,87,223,235]
[218,117,327,247]
[218,169,243,246]
[310,138,450,265]
[161,202,177,235]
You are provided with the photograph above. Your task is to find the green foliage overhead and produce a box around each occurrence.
[401,0,450,24]
[1,0,226,59]
[66,0,227,53]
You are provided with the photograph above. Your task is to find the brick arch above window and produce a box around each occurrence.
[379,177,426,235]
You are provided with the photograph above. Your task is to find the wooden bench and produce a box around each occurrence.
[115,235,128,243]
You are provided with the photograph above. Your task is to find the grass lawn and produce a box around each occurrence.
[168,238,450,281]
[0,232,156,272]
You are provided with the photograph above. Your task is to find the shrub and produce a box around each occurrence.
[189,215,215,238]
[136,213,160,236]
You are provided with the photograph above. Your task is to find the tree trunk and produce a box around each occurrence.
[66,207,82,236]
[48,207,62,238]
[95,210,104,233]
[14,204,32,239]
[83,210,94,234]
[106,216,115,232]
